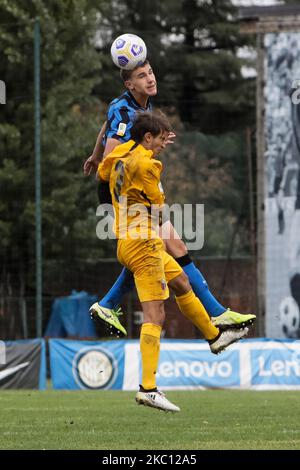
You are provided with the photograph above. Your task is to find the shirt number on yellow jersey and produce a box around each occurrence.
[113,160,125,202]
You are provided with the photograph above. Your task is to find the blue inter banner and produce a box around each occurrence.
[49,339,125,390]
[49,338,300,390]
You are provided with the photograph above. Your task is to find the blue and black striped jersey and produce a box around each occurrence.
[103,90,152,146]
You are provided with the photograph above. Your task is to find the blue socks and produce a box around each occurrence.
[99,267,134,309]
[177,254,226,317]
[99,254,226,318]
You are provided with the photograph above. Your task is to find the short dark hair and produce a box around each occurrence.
[131,111,171,143]
[120,60,150,82]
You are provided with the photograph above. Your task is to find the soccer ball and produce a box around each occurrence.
[110,33,147,70]
[279,296,300,338]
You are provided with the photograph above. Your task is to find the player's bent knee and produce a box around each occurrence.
[164,238,187,258]
[169,271,191,296]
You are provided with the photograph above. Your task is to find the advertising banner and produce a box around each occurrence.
[49,339,300,391]
[123,340,241,390]
[0,339,46,389]
[49,339,125,390]
[264,32,300,338]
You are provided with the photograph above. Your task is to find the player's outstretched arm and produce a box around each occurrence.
[83,121,107,176]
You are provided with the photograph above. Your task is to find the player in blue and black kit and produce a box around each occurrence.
[94,65,155,216]
[84,60,256,335]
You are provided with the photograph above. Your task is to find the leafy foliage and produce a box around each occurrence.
[161,129,251,256]
[0,0,108,292]
[96,0,256,132]
[0,0,256,297]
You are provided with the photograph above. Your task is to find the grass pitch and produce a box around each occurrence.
[0,390,300,450]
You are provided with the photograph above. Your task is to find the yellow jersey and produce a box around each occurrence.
[98,140,165,239]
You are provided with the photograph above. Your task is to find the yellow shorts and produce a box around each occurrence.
[117,238,183,302]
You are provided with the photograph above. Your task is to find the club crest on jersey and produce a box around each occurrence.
[117,122,127,136]
[161,279,167,290]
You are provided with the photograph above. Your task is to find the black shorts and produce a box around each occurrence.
[97,181,112,205]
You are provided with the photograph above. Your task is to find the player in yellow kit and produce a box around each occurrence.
[98,111,249,412]
[86,60,256,335]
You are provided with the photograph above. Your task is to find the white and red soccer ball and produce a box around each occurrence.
[110,33,147,70]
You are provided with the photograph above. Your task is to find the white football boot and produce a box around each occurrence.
[209,327,249,354]
[135,389,180,413]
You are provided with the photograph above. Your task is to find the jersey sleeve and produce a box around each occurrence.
[142,160,165,206]
[98,156,112,182]
[106,105,133,143]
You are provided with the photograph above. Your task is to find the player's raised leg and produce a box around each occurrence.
[164,254,250,354]
[89,266,134,335]
[161,221,256,329]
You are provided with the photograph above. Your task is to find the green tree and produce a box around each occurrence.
[95,0,255,132]
[93,0,255,258]
[0,0,108,296]
[0,0,257,301]
[161,129,251,256]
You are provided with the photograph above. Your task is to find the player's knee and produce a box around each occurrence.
[157,302,166,326]
[143,301,165,326]
[169,271,190,296]
[164,238,187,258]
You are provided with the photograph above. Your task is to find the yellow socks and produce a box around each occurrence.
[139,294,218,390]
[140,323,162,390]
[176,290,219,340]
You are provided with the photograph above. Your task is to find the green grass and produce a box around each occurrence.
[0,390,300,450]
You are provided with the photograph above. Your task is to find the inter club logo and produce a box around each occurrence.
[72,347,117,390]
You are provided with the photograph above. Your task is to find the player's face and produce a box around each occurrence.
[126,63,157,97]
[144,131,168,156]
